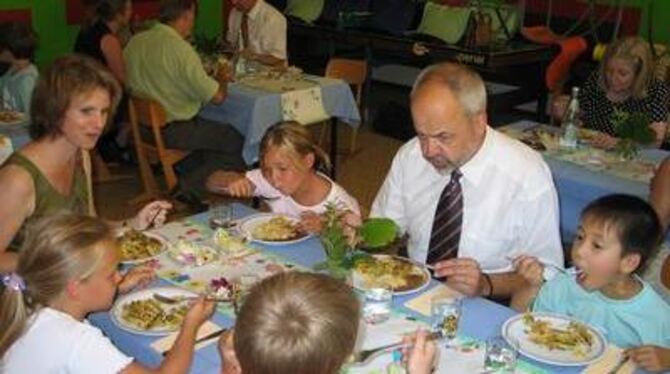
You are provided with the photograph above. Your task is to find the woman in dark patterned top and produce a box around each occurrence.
[555,37,669,149]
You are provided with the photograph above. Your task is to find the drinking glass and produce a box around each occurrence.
[484,336,518,373]
[431,297,462,342]
[209,202,233,229]
[362,287,393,324]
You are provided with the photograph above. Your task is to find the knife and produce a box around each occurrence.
[161,328,228,356]
[607,355,630,374]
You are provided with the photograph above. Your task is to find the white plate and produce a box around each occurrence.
[352,254,431,296]
[238,213,311,246]
[502,312,607,367]
[117,231,169,264]
[0,111,25,126]
[168,240,219,267]
[111,287,195,336]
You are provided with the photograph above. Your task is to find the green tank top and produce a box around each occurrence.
[7,152,89,249]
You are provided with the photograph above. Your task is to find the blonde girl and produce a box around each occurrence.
[206,121,361,233]
[0,214,214,374]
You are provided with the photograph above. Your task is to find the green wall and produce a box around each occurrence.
[0,0,668,68]
[0,0,223,68]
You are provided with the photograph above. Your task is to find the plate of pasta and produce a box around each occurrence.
[502,313,606,366]
[0,110,25,125]
[351,255,431,295]
[117,230,168,264]
[238,213,310,245]
[111,287,194,335]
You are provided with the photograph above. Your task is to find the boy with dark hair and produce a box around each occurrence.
[515,194,670,372]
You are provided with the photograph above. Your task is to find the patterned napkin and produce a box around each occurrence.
[581,345,635,374]
[150,320,223,354]
[237,75,318,93]
[280,86,329,125]
[404,284,462,316]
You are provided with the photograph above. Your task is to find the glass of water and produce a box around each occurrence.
[209,201,233,230]
[362,287,393,324]
[484,336,517,373]
[431,297,462,342]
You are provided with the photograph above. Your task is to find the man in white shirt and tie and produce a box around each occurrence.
[226,0,287,67]
[371,63,563,307]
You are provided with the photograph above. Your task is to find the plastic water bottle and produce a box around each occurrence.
[559,86,580,149]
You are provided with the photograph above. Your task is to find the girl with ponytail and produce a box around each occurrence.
[206,121,361,234]
[1,214,214,373]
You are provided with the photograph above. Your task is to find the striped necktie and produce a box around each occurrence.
[426,169,463,265]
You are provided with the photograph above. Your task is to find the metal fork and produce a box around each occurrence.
[153,293,231,304]
[348,331,442,366]
[505,256,582,275]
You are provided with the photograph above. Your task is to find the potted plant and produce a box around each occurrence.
[611,110,655,160]
[315,205,403,280]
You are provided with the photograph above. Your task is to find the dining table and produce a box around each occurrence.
[0,117,30,164]
[198,72,361,178]
[87,203,639,374]
[500,120,670,244]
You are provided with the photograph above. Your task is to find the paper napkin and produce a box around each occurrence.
[582,345,635,374]
[151,321,223,354]
[404,284,462,316]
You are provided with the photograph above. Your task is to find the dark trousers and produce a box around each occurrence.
[163,117,247,198]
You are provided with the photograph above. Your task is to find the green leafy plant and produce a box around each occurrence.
[359,218,398,250]
[314,203,354,279]
[611,110,655,160]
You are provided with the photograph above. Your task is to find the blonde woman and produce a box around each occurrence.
[0,214,214,373]
[206,121,360,234]
[0,54,170,272]
[554,37,669,148]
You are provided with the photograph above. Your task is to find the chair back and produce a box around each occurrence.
[325,58,367,107]
[128,95,187,194]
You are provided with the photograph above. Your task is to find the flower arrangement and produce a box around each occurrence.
[611,110,655,160]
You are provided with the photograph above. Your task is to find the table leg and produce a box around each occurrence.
[330,117,337,179]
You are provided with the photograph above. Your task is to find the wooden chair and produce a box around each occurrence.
[662,253,670,290]
[128,96,189,200]
[320,58,367,154]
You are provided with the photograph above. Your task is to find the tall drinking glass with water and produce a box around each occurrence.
[431,297,462,343]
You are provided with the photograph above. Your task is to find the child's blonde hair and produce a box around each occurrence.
[259,121,331,173]
[598,36,655,100]
[0,214,114,356]
[234,271,360,374]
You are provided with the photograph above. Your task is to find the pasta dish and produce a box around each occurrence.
[0,110,22,123]
[118,230,164,261]
[121,298,188,330]
[522,314,594,357]
[252,216,301,241]
[353,255,428,292]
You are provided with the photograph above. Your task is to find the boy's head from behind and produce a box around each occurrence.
[572,194,661,291]
[234,271,360,374]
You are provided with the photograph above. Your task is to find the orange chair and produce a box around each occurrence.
[128,96,189,199]
[321,58,367,154]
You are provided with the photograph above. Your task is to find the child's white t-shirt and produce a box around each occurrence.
[2,307,133,374]
[246,169,360,217]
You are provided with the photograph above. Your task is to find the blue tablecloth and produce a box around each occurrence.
[87,204,591,374]
[198,76,361,164]
[503,121,670,244]
[0,121,30,148]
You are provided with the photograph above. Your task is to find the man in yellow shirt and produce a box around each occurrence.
[125,0,246,199]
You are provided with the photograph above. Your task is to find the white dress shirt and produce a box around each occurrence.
[226,0,287,60]
[371,126,563,272]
